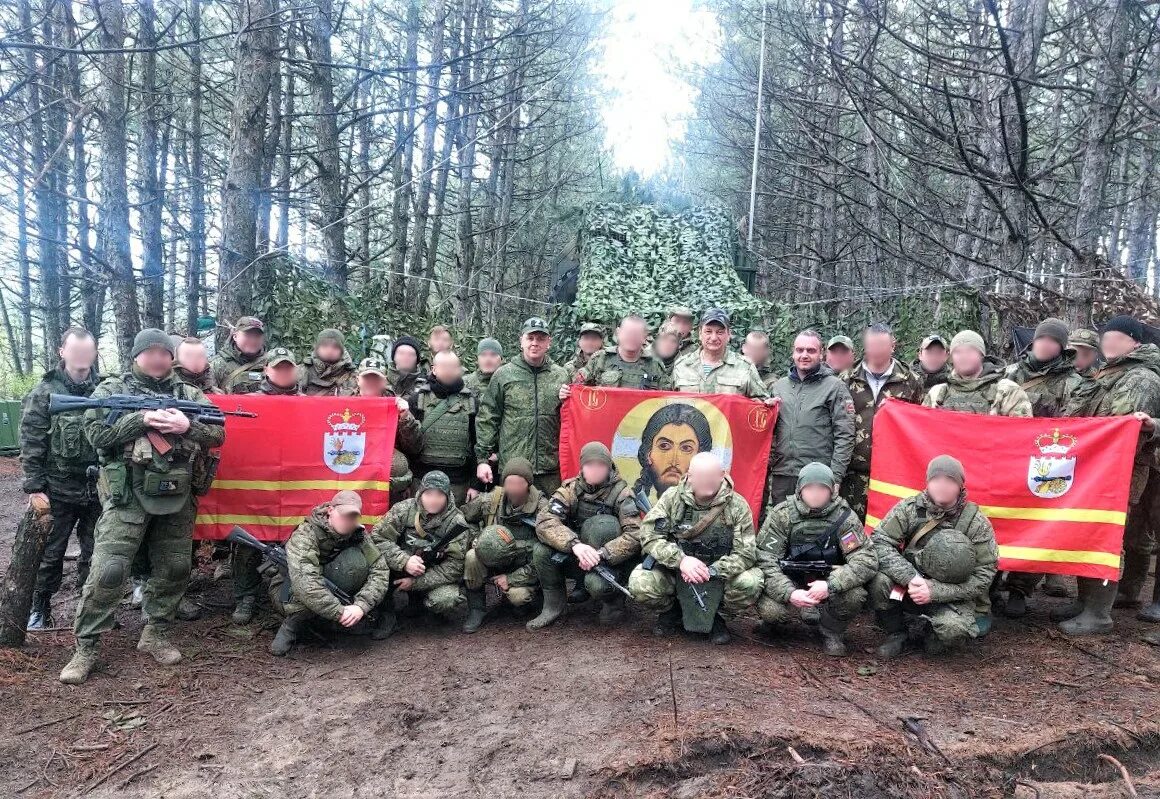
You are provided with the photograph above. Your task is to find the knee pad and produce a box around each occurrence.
[97,556,129,590]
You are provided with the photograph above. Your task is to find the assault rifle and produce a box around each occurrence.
[227,525,354,606]
[548,549,633,598]
[778,559,833,576]
[412,522,471,566]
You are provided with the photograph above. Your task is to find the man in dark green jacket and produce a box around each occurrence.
[211,316,267,394]
[299,328,357,396]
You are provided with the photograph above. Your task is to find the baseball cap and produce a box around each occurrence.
[826,335,854,351]
[330,490,362,514]
[1068,329,1099,350]
[235,316,265,332]
[358,357,387,377]
[700,308,730,327]
[578,322,604,336]
[521,318,550,335]
[265,347,296,367]
[919,334,947,351]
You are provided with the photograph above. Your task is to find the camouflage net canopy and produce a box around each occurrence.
[553,203,768,345]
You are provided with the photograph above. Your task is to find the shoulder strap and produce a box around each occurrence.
[419,395,457,432]
[224,361,256,388]
[675,503,727,541]
[1020,374,1049,391]
[413,509,426,539]
[814,507,853,550]
[486,486,505,527]
[909,516,942,549]
[955,502,979,534]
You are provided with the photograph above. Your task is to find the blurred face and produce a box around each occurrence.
[521,331,550,363]
[800,483,832,510]
[503,475,530,506]
[1031,337,1062,363]
[135,346,174,378]
[266,362,298,388]
[794,334,823,372]
[862,332,894,368]
[1073,346,1097,372]
[358,373,386,396]
[648,422,698,490]
[432,352,463,384]
[234,329,265,356]
[60,334,97,372]
[315,341,343,364]
[668,315,693,338]
[429,330,453,354]
[176,342,208,375]
[741,335,770,366]
[477,351,502,375]
[327,506,360,535]
[700,322,729,357]
[420,489,448,515]
[687,455,724,499]
[618,319,647,353]
[578,332,603,356]
[1101,330,1138,361]
[580,460,610,486]
[950,346,983,377]
[825,345,853,373]
[919,344,947,372]
[394,345,418,372]
[653,334,679,360]
[927,475,961,507]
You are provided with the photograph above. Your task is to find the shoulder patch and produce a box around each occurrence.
[839,529,863,554]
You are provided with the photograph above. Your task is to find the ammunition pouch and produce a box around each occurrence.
[134,463,192,515]
[98,461,131,507]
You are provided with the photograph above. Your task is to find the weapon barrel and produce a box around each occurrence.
[47,393,102,415]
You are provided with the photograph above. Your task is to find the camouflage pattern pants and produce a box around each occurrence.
[533,471,561,498]
[531,541,579,591]
[231,544,264,602]
[502,585,537,607]
[627,564,763,616]
[839,473,869,522]
[73,498,197,642]
[583,561,636,601]
[35,493,99,596]
[1121,468,1160,596]
[869,573,977,647]
[757,585,867,631]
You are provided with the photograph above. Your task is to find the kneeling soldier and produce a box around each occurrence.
[870,455,998,657]
[629,452,763,645]
[756,462,877,656]
[461,457,547,632]
[268,491,390,656]
[530,442,641,630]
[371,471,468,634]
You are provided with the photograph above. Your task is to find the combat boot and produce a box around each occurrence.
[1043,573,1070,598]
[59,640,98,685]
[1050,577,1089,622]
[568,583,590,605]
[526,588,566,631]
[1004,590,1027,618]
[652,606,682,636]
[818,610,848,657]
[1114,553,1149,608]
[371,605,397,640]
[876,632,908,659]
[1137,561,1160,623]
[1059,578,1115,636]
[974,613,993,637]
[26,591,52,630]
[137,625,182,665]
[232,594,257,625]
[176,596,202,621]
[270,611,312,656]
[923,632,947,655]
[875,608,907,659]
[598,595,625,626]
[462,589,488,634]
[709,615,731,645]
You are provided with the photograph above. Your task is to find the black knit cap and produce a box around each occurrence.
[1102,315,1145,343]
[392,335,423,361]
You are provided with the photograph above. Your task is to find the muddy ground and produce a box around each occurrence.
[0,458,1157,798]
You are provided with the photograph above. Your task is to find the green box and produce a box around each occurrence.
[0,400,22,454]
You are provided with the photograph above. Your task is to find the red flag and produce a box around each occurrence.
[559,386,776,519]
[867,400,1141,581]
[195,395,398,541]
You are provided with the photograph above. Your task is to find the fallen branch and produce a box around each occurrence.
[116,763,157,790]
[82,742,158,793]
[14,712,80,735]
[1098,753,1138,798]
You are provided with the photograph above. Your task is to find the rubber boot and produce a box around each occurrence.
[1043,573,1069,598]
[176,596,202,621]
[26,591,52,630]
[710,615,731,645]
[1136,567,1160,623]
[1059,579,1115,636]
[652,606,681,637]
[371,606,397,640]
[525,588,566,631]
[59,640,98,685]
[923,631,948,655]
[974,613,993,637]
[1114,552,1149,608]
[137,625,183,665]
[568,583,590,605]
[875,608,907,659]
[1004,590,1028,618]
[1050,577,1090,621]
[270,611,312,656]
[462,589,488,634]
[818,610,848,657]
[231,594,257,625]
[598,595,625,626]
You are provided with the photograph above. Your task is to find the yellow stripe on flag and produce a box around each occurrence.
[998,545,1121,569]
[867,480,1125,525]
[211,479,391,492]
[196,513,383,527]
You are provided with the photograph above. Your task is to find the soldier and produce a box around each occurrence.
[1069,329,1101,377]
[464,338,503,395]
[665,306,698,355]
[871,455,998,658]
[563,322,605,379]
[576,314,670,389]
[767,330,856,510]
[299,329,357,396]
[255,348,302,396]
[671,308,771,397]
[476,317,570,496]
[388,335,424,397]
[911,334,950,390]
[371,471,469,635]
[629,452,763,645]
[22,327,101,630]
[174,337,219,393]
[212,316,267,394]
[460,457,548,632]
[840,323,924,520]
[352,357,391,397]
[756,462,877,656]
[528,443,641,630]
[427,324,455,363]
[824,335,856,374]
[741,330,778,390]
[267,490,391,656]
[60,329,226,684]
[649,325,683,374]
[351,357,424,494]
[410,351,476,504]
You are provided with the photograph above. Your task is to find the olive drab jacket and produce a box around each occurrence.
[756,493,876,601]
[20,364,101,503]
[282,507,390,619]
[463,369,495,396]
[768,364,856,481]
[175,366,220,394]
[299,353,358,396]
[1004,350,1102,418]
[638,475,756,580]
[1089,343,1160,502]
[462,486,547,588]
[671,349,770,397]
[536,470,642,565]
[371,498,469,591]
[576,346,671,390]
[842,358,924,477]
[211,339,266,395]
[474,355,569,477]
[922,365,1032,417]
[910,360,950,391]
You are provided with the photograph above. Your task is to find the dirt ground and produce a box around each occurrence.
[0,458,1158,798]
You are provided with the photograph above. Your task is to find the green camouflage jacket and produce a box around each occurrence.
[285,507,390,618]
[474,355,569,476]
[464,369,494,396]
[299,353,358,396]
[769,364,856,480]
[175,366,219,394]
[536,471,642,565]
[20,365,100,502]
[639,475,756,579]
[562,350,595,381]
[842,358,924,476]
[576,346,671,390]
[211,340,266,395]
[671,349,770,397]
[1004,351,1102,417]
[371,498,468,591]
[922,366,1032,417]
[462,486,546,588]
[1090,343,1160,498]
[910,359,950,391]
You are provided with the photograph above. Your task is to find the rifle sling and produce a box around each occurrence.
[909,517,943,549]
[674,503,726,542]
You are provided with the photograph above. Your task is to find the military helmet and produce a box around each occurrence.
[474,524,530,569]
[579,514,622,549]
[914,529,975,584]
[323,545,371,595]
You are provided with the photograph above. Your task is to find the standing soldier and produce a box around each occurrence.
[212,316,267,394]
[629,452,763,645]
[648,325,683,374]
[255,348,302,396]
[299,329,357,396]
[1069,329,1101,377]
[741,330,778,390]
[529,443,641,630]
[475,318,570,496]
[410,351,476,504]
[563,322,605,379]
[911,334,951,390]
[840,323,924,520]
[665,306,698,356]
[22,327,101,630]
[576,314,670,389]
[426,324,455,369]
[671,309,771,397]
[371,471,469,635]
[464,338,503,395]
[824,335,856,375]
[388,335,424,397]
[60,329,226,684]
[351,357,423,506]
[460,458,548,632]
[174,337,219,393]
[767,330,855,510]
[756,462,877,656]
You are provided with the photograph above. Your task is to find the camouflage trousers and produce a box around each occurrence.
[839,473,870,522]
[399,579,464,617]
[531,541,633,600]
[73,498,196,643]
[35,493,100,596]
[1120,468,1160,599]
[627,564,763,616]
[501,585,538,607]
[757,585,867,631]
[869,573,977,647]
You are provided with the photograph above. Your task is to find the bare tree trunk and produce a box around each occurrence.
[389,0,422,305]
[306,0,347,288]
[187,0,206,334]
[139,0,166,329]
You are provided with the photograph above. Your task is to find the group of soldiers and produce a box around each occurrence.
[17,306,1160,685]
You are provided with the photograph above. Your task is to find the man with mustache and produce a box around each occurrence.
[633,403,713,503]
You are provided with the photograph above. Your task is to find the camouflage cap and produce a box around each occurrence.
[234,316,265,332]
[701,308,730,327]
[667,305,695,319]
[418,470,453,501]
[919,333,947,351]
[265,347,297,367]
[315,328,344,347]
[330,489,363,514]
[826,335,854,351]
[578,322,604,337]
[358,357,387,377]
[1068,328,1099,350]
[521,317,550,335]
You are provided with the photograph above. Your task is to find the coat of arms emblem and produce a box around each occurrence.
[324,408,366,474]
[1027,428,1077,500]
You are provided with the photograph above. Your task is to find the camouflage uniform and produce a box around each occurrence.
[754,362,778,391]
[299,334,358,396]
[462,483,548,608]
[211,338,266,395]
[410,376,476,504]
[254,348,303,396]
[629,474,763,616]
[464,369,495,395]
[388,365,422,398]
[175,365,219,394]
[576,346,671,390]
[871,491,998,649]
[20,364,101,621]
[922,366,1032,417]
[910,360,949,391]
[671,349,770,397]
[840,358,924,519]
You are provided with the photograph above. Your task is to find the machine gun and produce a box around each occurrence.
[227,525,354,606]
